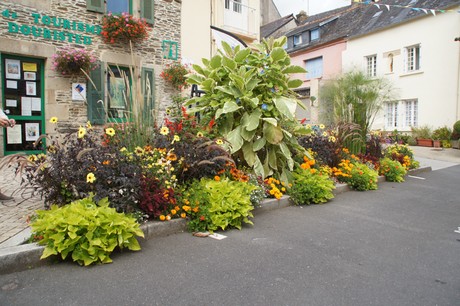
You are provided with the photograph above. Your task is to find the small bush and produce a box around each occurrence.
[185,178,256,232]
[30,195,144,266]
[289,167,335,205]
[379,157,407,182]
[432,126,452,140]
[348,163,378,191]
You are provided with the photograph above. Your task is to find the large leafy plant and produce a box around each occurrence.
[30,195,144,266]
[186,37,310,182]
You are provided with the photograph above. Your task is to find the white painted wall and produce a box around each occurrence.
[342,9,460,132]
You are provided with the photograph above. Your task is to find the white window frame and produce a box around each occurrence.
[310,28,319,41]
[225,0,230,9]
[233,0,242,13]
[293,34,302,47]
[384,99,418,130]
[405,44,421,72]
[366,55,377,77]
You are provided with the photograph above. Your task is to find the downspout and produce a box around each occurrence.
[456,36,460,121]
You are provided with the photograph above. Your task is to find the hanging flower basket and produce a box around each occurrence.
[101,13,149,44]
[52,48,98,76]
[160,62,190,91]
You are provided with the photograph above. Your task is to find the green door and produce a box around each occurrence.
[1,54,45,155]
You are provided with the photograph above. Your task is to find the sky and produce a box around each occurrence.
[273,0,351,16]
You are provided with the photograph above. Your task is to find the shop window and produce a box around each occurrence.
[87,63,155,125]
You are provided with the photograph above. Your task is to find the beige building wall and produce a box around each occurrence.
[342,10,460,132]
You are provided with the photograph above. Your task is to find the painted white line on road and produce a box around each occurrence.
[408,175,426,180]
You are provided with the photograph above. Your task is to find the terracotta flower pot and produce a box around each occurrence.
[416,138,433,147]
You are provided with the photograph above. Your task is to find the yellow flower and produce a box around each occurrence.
[78,126,86,139]
[197,131,204,138]
[135,146,144,155]
[160,126,169,136]
[171,134,180,144]
[171,209,177,215]
[105,128,115,137]
[120,147,127,153]
[165,108,172,115]
[181,213,186,218]
[86,172,96,183]
[49,117,58,124]
[329,136,336,142]
[159,215,166,221]
[319,124,325,129]
[28,155,38,162]
[322,132,328,137]
[86,121,92,129]
[216,139,224,145]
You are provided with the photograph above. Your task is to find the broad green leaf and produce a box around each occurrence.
[219,114,234,136]
[242,142,256,166]
[254,156,264,178]
[127,237,141,251]
[222,101,242,114]
[279,142,291,160]
[241,127,256,142]
[186,74,205,85]
[253,137,266,151]
[267,147,277,169]
[222,56,237,70]
[210,55,222,69]
[245,79,259,92]
[221,41,234,57]
[193,64,207,76]
[288,79,303,88]
[270,47,287,62]
[41,247,58,259]
[282,65,307,74]
[215,108,224,120]
[262,117,278,126]
[234,48,251,62]
[248,97,259,108]
[227,126,244,153]
[246,109,262,131]
[273,96,297,120]
[263,122,283,144]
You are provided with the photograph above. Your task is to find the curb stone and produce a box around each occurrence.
[0,166,432,275]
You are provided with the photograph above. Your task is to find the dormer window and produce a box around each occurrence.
[293,34,302,47]
[310,28,319,41]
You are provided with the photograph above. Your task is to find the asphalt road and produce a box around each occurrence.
[1,166,459,306]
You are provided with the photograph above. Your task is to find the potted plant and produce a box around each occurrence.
[52,48,98,76]
[451,120,460,149]
[411,125,433,147]
[432,126,452,148]
[101,12,149,44]
[160,62,190,91]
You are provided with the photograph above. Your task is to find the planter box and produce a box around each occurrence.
[416,138,433,147]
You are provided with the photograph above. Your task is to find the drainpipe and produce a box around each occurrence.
[455,36,460,121]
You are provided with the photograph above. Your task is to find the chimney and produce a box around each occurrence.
[296,10,308,24]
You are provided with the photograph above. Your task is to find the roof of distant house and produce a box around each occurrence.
[285,0,460,53]
[260,14,297,39]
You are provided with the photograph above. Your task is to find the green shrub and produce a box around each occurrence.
[186,37,311,182]
[454,120,460,134]
[30,195,144,266]
[432,126,452,140]
[411,125,432,139]
[289,168,335,205]
[348,163,378,191]
[186,177,256,232]
[379,157,407,182]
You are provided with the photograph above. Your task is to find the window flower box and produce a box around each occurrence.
[416,138,433,147]
[101,13,149,44]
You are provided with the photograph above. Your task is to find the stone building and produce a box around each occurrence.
[0,0,182,156]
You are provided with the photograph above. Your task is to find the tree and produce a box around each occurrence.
[319,70,395,138]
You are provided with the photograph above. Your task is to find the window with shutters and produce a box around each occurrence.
[87,0,154,24]
[87,63,155,125]
[305,57,323,79]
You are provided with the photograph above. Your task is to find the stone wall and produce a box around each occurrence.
[0,0,182,155]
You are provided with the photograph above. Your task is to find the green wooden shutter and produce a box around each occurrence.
[141,67,155,123]
[87,63,106,125]
[141,0,155,24]
[87,0,105,13]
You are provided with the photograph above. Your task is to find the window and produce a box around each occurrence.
[87,0,154,24]
[385,101,398,129]
[225,0,242,13]
[366,55,377,77]
[293,34,302,47]
[404,99,418,127]
[405,44,421,72]
[306,57,323,79]
[87,63,155,125]
[233,0,242,13]
[310,28,319,41]
[384,99,418,129]
[107,0,129,14]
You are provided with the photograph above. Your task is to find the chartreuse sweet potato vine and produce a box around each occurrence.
[30,195,144,266]
[186,36,311,182]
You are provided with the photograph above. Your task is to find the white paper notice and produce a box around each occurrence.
[6,80,18,89]
[25,123,39,141]
[26,82,36,96]
[21,97,32,116]
[31,98,41,111]
[6,99,17,107]
[7,125,22,144]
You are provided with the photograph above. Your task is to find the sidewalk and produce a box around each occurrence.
[1,146,459,249]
